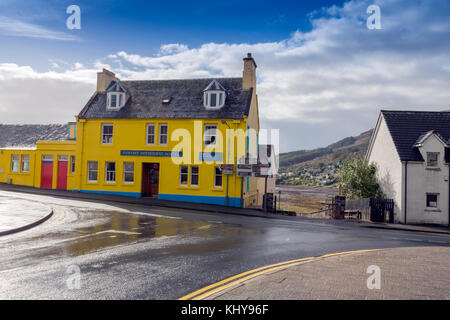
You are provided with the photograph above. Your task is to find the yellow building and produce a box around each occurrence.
[0,54,265,208]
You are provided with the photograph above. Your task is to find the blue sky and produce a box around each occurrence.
[1,0,450,152]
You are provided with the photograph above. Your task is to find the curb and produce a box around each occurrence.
[179,249,379,300]
[362,225,450,235]
[0,210,54,237]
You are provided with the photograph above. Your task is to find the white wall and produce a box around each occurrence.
[406,135,449,225]
[367,115,404,223]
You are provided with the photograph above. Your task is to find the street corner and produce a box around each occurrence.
[0,195,53,236]
[202,247,450,300]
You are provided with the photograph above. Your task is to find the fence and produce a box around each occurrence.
[333,197,394,223]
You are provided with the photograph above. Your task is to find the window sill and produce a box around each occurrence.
[426,167,441,171]
[425,208,441,212]
[211,187,224,192]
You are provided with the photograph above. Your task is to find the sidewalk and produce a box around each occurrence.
[206,247,450,300]
[0,196,53,236]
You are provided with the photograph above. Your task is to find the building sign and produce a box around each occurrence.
[121,150,183,157]
[219,164,234,175]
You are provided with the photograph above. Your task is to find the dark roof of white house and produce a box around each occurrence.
[79,78,252,120]
[0,124,68,148]
[381,110,450,162]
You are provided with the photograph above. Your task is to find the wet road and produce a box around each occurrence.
[1,190,450,299]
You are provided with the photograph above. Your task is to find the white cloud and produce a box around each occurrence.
[1,0,450,152]
[0,16,78,41]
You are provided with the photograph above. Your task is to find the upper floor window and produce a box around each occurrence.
[102,124,113,145]
[11,155,19,172]
[107,92,126,109]
[159,124,168,146]
[204,124,217,147]
[203,80,226,109]
[427,152,439,167]
[147,124,155,145]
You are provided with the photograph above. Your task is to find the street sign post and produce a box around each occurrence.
[219,164,234,175]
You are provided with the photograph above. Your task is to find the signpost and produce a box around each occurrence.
[219,164,234,175]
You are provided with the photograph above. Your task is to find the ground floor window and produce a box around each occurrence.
[180,165,188,186]
[70,156,76,174]
[123,162,134,183]
[214,167,222,188]
[105,162,116,183]
[21,155,30,172]
[426,193,439,208]
[190,166,199,186]
[87,161,98,182]
[11,155,19,172]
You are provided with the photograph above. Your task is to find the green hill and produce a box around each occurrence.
[277,129,373,186]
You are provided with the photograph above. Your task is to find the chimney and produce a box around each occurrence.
[242,53,257,90]
[96,69,118,92]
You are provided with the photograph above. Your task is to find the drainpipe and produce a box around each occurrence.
[448,163,450,228]
[404,161,408,224]
[221,120,231,207]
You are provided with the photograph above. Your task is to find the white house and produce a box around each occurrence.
[366,110,450,226]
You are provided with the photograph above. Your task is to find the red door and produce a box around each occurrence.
[57,160,68,190]
[41,159,53,189]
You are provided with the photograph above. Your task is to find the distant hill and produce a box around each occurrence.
[277,129,373,186]
[279,129,373,168]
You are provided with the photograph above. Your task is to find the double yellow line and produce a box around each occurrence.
[178,249,378,300]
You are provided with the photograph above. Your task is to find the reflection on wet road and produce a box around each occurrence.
[0,190,449,299]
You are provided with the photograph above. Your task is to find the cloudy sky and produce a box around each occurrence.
[0,0,449,153]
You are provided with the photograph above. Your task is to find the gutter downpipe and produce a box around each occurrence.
[404,161,408,224]
[448,163,450,228]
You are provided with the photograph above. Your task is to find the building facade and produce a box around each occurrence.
[366,110,450,226]
[0,54,273,208]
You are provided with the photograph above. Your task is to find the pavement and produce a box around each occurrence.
[205,246,450,300]
[0,196,53,235]
[1,183,449,235]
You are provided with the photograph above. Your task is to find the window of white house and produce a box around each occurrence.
[426,194,439,208]
[11,155,19,172]
[190,166,199,186]
[180,166,188,186]
[87,161,98,182]
[427,152,439,167]
[204,124,217,147]
[146,124,155,145]
[21,155,30,172]
[102,124,114,144]
[107,92,125,109]
[70,156,76,174]
[159,124,168,146]
[123,162,134,183]
[105,162,116,183]
[214,167,222,188]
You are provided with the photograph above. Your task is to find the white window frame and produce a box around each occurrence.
[107,92,125,110]
[180,165,188,186]
[159,124,168,146]
[21,155,30,173]
[70,156,76,174]
[101,124,114,145]
[11,155,19,173]
[426,152,439,168]
[190,166,199,186]
[204,91,225,109]
[105,162,116,183]
[87,161,98,183]
[146,123,156,146]
[123,162,134,184]
[214,166,222,188]
[204,124,218,147]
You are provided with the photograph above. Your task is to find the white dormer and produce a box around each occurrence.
[203,80,226,109]
[413,130,448,168]
[106,81,127,111]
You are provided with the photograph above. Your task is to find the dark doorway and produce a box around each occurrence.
[142,163,159,197]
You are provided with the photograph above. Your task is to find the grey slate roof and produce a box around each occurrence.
[0,124,68,148]
[381,110,450,162]
[79,78,252,120]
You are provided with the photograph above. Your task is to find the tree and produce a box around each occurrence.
[337,156,383,200]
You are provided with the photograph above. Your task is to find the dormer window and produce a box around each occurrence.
[203,80,226,109]
[106,81,127,110]
[107,92,125,109]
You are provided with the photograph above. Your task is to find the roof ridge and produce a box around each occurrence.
[121,77,243,83]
